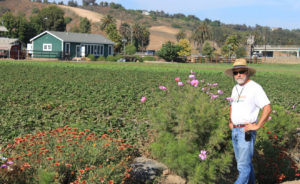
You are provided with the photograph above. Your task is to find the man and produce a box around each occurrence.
[225,58,272,184]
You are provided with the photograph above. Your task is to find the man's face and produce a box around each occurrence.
[233,69,248,85]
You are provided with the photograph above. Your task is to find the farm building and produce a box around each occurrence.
[29,31,115,59]
[0,37,24,59]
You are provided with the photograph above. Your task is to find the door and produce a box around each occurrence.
[76,45,81,57]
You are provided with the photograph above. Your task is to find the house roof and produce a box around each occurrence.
[30,31,115,45]
[0,26,8,32]
[0,38,19,50]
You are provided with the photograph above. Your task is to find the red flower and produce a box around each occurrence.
[99,178,104,183]
[109,180,114,184]
[267,131,271,134]
[23,163,31,168]
[55,162,60,166]
[84,129,90,132]
[82,180,87,184]
[47,157,53,160]
[274,134,277,140]
[65,163,72,167]
[79,169,84,174]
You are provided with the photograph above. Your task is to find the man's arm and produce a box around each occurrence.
[244,104,272,132]
[229,106,233,130]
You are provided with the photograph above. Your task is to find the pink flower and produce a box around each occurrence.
[217,90,223,95]
[211,95,219,99]
[189,75,195,79]
[190,70,195,74]
[140,96,146,103]
[211,83,218,87]
[272,110,276,113]
[190,80,199,87]
[200,79,205,83]
[178,82,184,86]
[225,97,233,102]
[292,105,295,110]
[202,88,207,91]
[199,150,207,160]
[159,86,167,90]
[268,116,272,121]
[175,77,180,81]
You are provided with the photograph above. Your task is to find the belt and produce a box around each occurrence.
[233,124,247,128]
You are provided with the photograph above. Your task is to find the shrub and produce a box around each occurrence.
[125,44,136,55]
[106,55,122,62]
[97,56,106,61]
[142,56,156,61]
[0,126,134,184]
[87,54,96,61]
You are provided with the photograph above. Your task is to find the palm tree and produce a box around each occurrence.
[100,15,116,31]
[176,29,186,42]
[191,22,211,51]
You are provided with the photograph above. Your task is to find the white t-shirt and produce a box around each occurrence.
[230,80,270,125]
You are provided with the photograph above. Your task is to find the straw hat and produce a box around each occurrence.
[225,58,256,77]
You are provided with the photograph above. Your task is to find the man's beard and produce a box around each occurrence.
[235,76,247,85]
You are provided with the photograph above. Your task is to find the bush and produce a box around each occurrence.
[142,56,156,61]
[87,54,96,61]
[0,127,134,184]
[97,56,106,61]
[125,44,136,55]
[106,55,122,62]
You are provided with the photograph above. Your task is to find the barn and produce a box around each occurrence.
[29,31,115,60]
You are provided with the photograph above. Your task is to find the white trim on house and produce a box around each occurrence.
[108,45,113,56]
[30,31,64,42]
[43,43,52,51]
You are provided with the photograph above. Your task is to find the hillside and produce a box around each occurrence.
[0,0,181,51]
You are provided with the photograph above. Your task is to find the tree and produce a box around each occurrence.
[191,22,211,51]
[225,34,240,55]
[157,41,181,62]
[79,17,91,33]
[236,47,247,58]
[177,39,192,58]
[125,44,136,55]
[67,0,78,7]
[104,23,122,52]
[132,23,150,51]
[176,29,186,42]
[100,15,116,30]
[31,5,66,33]
[202,41,215,61]
[119,23,132,44]
[82,0,96,6]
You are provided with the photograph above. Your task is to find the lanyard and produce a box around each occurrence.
[235,85,245,103]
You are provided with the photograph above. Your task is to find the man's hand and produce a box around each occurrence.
[244,123,260,132]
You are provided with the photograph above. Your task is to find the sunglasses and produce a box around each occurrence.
[233,70,247,75]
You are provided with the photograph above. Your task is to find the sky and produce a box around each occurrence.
[52,0,300,30]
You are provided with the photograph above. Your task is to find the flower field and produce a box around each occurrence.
[0,60,299,183]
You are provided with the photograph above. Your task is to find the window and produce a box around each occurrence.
[100,45,104,56]
[43,44,52,51]
[108,45,113,56]
[65,43,70,54]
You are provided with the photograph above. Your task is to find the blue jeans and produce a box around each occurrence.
[232,128,256,184]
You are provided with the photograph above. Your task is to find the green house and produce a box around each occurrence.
[29,31,115,59]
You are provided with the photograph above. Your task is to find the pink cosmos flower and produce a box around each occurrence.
[211,83,218,87]
[202,88,207,91]
[140,96,146,103]
[201,79,205,83]
[268,116,272,121]
[175,77,180,81]
[225,97,233,102]
[211,95,219,99]
[292,105,295,110]
[217,90,223,95]
[199,150,207,160]
[159,86,167,90]
[190,80,199,87]
[190,70,195,74]
[186,80,191,84]
[189,75,195,79]
[178,82,184,86]
[6,161,13,165]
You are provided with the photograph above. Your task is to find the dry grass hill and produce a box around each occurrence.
[0,0,190,51]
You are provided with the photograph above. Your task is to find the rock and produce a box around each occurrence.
[130,157,168,183]
[162,175,186,184]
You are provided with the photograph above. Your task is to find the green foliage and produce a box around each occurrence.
[125,44,136,55]
[79,17,91,33]
[171,23,182,29]
[222,34,240,57]
[64,17,72,25]
[105,23,122,51]
[100,15,116,31]
[236,47,247,58]
[176,29,186,42]
[97,56,106,61]
[132,23,150,52]
[38,169,56,184]
[142,56,156,61]
[157,41,181,61]
[150,82,233,183]
[106,54,122,62]
[191,22,211,50]
[202,41,215,59]
[87,54,96,61]
[254,105,300,183]
[32,8,40,14]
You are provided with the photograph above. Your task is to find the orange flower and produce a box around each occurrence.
[23,163,31,168]
[55,162,60,166]
[27,152,32,156]
[65,163,72,167]
[67,139,73,142]
[47,157,53,160]
[108,129,113,133]
[79,169,85,174]
[99,164,103,168]
[84,129,90,132]
[82,181,87,184]
[64,125,68,129]
[109,180,114,184]
[79,132,85,135]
